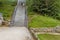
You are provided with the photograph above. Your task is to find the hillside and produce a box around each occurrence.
[28,12,60,28]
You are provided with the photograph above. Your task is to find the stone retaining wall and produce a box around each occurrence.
[30,26,60,33]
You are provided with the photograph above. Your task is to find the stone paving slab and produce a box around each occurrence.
[0,27,33,40]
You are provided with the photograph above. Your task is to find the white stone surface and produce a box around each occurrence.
[11,0,26,27]
[0,13,3,25]
[0,27,33,40]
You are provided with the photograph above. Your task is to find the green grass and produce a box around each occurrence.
[0,5,15,20]
[0,0,17,21]
[37,34,60,40]
[28,12,60,28]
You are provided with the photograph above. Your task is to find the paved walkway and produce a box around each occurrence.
[10,0,27,27]
[0,27,34,40]
[4,0,35,40]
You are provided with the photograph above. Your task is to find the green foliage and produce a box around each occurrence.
[27,0,60,20]
[26,0,34,12]
[0,0,17,20]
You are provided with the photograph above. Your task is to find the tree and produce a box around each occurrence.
[27,0,60,20]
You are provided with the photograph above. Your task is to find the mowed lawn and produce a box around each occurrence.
[28,12,60,28]
[37,34,60,40]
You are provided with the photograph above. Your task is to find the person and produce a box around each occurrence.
[21,2,25,7]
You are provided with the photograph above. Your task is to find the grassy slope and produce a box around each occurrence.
[0,5,15,20]
[38,34,60,40]
[0,0,16,21]
[28,12,60,28]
